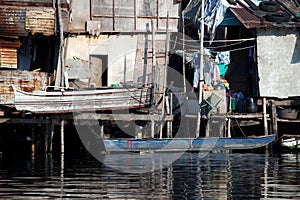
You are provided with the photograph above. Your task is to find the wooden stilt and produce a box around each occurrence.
[227,118,231,138]
[49,122,54,153]
[170,92,173,138]
[100,121,104,138]
[151,119,155,138]
[263,98,268,135]
[61,119,65,154]
[166,95,171,138]
[227,96,232,138]
[45,123,49,153]
[31,124,35,159]
[270,100,278,138]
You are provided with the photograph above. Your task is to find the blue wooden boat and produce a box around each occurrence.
[103,135,275,152]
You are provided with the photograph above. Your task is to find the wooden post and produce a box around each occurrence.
[170,92,173,138]
[166,95,171,138]
[61,119,65,154]
[151,119,155,138]
[100,121,104,138]
[160,12,170,139]
[263,98,268,135]
[31,124,35,160]
[227,96,232,138]
[270,100,278,138]
[49,122,55,153]
[151,19,157,105]
[182,11,186,94]
[196,0,205,138]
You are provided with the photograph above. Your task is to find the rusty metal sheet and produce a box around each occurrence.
[0,0,69,8]
[0,70,49,104]
[0,48,17,68]
[0,6,27,37]
[25,8,55,36]
[0,38,21,69]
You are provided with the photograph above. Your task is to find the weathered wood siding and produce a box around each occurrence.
[70,0,180,32]
[257,28,300,98]
[0,70,49,104]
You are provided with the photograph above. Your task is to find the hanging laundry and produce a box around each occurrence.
[202,0,230,42]
[215,51,230,76]
[215,51,230,65]
[211,62,220,86]
[191,52,200,69]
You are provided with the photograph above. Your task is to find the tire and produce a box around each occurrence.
[259,1,280,12]
[265,13,290,22]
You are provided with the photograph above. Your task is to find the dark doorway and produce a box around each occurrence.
[89,55,108,87]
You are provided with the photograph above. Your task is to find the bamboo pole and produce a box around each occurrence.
[263,98,268,135]
[151,19,157,105]
[159,12,170,139]
[61,119,65,154]
[196,0,205,138]
[182,11,187,94]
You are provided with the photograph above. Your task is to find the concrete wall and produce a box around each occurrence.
[66,33,167,87]
[257,28,300,98]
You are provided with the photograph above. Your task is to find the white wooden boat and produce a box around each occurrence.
[12,85,151,113]
[281,137,300,149]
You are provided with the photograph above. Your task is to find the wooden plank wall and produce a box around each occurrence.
[71,0,180,32]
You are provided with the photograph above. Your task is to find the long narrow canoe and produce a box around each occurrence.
[103,135,276,152]
[12,85,151,113]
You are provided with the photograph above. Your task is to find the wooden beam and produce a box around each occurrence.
[73,113,173,121]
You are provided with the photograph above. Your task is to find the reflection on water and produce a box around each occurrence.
[1,150,300,199]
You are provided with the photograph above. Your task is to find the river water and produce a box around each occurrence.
[1,146,300,199]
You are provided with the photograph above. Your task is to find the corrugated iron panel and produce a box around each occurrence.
[25,8,55,36]
[0,48,17,68]
[0,0,69,8]
[230,7,272,29]
[0,6,27,37]
[0,70,49,104]
[0,39,21,69]
[231,2,300,28]
[0,39,21,48]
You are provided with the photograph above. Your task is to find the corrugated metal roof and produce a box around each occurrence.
[230,1,300,28]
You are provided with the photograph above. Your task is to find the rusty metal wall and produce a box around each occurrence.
[0,39,21,69]
[0,70,49,104]
[25,8,55,36]
[0,7,27,37]
[0,0,69,8]
[0,1,69,37]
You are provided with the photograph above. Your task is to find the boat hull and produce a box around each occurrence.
[281,137,300,149]
[12,85,151,113]
[103,135,276,152]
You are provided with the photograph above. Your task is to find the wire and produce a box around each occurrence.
[166,38,255,52]
[180,37,256,43]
